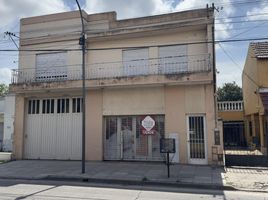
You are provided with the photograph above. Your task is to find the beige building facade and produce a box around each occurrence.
[10,8,223,165]
[243,42,268,155]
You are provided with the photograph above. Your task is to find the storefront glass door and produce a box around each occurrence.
[104,115,164,161]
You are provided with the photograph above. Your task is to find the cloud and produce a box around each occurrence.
[174,0,235,39]
[247,2,268,20]
[217,61,242,87]
[84,0,235,39]
[0,0,70,30]
[84,0,174,19]
[0,0,71,85]
[174,0,234,14]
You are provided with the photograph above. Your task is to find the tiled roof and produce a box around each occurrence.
[250,42,268,58]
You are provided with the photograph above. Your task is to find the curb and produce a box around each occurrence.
[44,175,236,191]
[0,175,266,193]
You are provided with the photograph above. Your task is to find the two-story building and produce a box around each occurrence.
[243,42,268,155]
[10,8,223,165]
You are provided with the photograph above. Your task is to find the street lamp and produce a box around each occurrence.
[75,0,86,174]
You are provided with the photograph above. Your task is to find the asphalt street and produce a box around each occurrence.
[0,179,267,200]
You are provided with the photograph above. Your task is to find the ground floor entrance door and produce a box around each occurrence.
[187,115,207,165]
[104,115,164,161]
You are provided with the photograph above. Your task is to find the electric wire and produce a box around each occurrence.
[1,36,268,52]
[218,43,259,87]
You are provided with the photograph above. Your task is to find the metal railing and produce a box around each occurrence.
[217,101,244,111]
[11,54,211,84]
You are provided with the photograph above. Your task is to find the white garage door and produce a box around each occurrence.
[24,97,82,160]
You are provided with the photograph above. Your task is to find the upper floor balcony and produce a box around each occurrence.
[12,54,211,82]
[218,101,244,112]
[217,101,244,122]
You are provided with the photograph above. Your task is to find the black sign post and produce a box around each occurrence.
[160,138,176,178]
[167,152,170,178]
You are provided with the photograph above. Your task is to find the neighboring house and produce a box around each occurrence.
[2,94,15,152]
[0,95,15,152]
[10,8,223,165]
[218,101,246,148]
[243,42,268,155]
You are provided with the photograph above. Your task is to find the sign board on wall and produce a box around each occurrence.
[141,116,155,135]
[160,138,176,153]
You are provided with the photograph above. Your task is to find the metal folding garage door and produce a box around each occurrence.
[122,48,149,76]
[35,52,67,81]
[158,45,188,74]
[24,97,82,160]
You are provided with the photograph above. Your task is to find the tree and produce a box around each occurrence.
[0,84,8,96]
[217,82,243,101]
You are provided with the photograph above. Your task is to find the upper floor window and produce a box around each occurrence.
[35,52,67,81]
[123,48,149,76]
[159,45,188,74]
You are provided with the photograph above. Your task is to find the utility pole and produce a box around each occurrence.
[75,0,86,174]
[212,3,217,129]
[4,31,19,49]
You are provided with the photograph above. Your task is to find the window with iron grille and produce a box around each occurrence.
[72,97,83,113]
[57,98,69,113]
[188,115,205,159]
[42,99,55,114]
[28,100,40,114]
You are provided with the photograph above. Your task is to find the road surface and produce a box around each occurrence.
[0,179,267,200]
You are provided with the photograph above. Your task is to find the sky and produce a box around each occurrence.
[0,0,268,87]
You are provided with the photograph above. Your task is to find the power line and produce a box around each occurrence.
[214,0,268,6]
[215,24,267,31]
[1,18,266,42]
[1,36,268,52]
[215,18,268,24]
[215,12,268,20]
[4,32,19,49]
[0,24,265,41]
[173,0,268,11]
[8,18,268,36]
[2,8,268,37]
[229,21,268,38]
[218,43,259,87]
[0,13,266,44]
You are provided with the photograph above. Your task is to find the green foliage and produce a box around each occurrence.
[0,84,8,96]
[217,82,243,101]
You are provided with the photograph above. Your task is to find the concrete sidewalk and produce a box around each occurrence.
[0,160,267,192]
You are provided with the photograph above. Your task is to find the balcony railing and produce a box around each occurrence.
[218,101,244,111]
[11,54,211,84]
